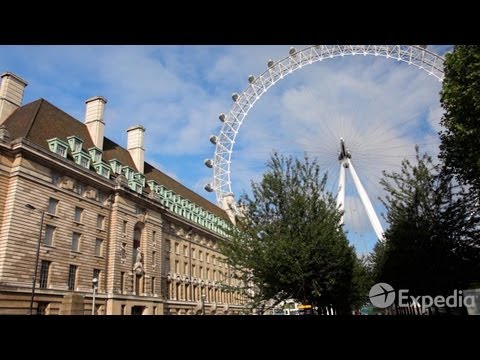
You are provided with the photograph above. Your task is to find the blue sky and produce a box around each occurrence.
[0,45,453,254]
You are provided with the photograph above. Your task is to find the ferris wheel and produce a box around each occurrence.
[204,45,445,251]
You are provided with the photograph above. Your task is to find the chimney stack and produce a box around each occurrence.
[127,125,145,173]
[0,72,28,125]
[85,96,107,150]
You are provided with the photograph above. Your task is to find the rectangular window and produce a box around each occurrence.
[100,166,109,177]
[200,266,203,278]
[152,230,156,244]
[192,247,196,259]
[199,251,203,261]
[56,145,67,157]
[74,207,83,222]
[48,198,58,215]
[97,214,105,229]
[98,192,107,204]
[71,232,81,252]
[184,262,188,274]
[68,265,77,290]
[175,242,179,254]
[206,253,210,263]
[95,238,103,257]
[207,268,210,280]
[93,269,101,290]
[175,260,180,273]
[52,173,62,185]
[44,225,55,246]
[192,264,196,277]
[120,272,125,293]
[152,251,156,267]
[183,245,188,257]
[213,270,217,281]
[151,277,156,294]
[74,182,84,195]
[122,220,127,234]
[39,260,51,289]
[80,156,89,168]
[165,240,171,253]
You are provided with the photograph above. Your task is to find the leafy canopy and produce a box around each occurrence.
[220,152,369,314]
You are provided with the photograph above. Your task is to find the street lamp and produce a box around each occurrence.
[92,277,98,315]
[201,293,206,315]
[25,204,45,315]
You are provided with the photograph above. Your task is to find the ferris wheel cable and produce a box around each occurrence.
[356,143,440,163]
[351,164,410,179]
[355,149,438,161]
[295,135,339,154]
[354,106,440,149]
[357,128,438,156]
[349,87,427,136]
[351,194,371,255]
[359,111,441,149]
[390,122,442,141]
[351,148,424,161]
[316,119,343,146]
[353,150,434,162]
[357,128,441,154]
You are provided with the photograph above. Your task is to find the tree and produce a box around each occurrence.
[374,147,480,302]
[440,45,480,195]
[220,152,368,315]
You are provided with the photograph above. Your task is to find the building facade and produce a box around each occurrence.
[0,71,245,315]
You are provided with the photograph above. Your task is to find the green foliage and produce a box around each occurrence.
[440,45,480,194]
[220,152,370,314]
[372,147,480,298]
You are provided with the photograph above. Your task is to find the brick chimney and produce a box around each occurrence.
[85,96,107,150]
[0,72,28,125]
[127,125,145,173]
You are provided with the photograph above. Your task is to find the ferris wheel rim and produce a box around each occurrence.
[207,45,445,206]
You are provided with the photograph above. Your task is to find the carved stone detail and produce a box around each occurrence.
[84,187,97,199]
[114,174,128,188]
[59,176,74,190]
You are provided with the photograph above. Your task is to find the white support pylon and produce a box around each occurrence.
[337,138,385,242]
[348,159,385,241]
[337,162,346,225]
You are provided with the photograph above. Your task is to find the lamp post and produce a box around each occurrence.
[92,277,98,315]
[201,293,206,315]
[25,204,45,315]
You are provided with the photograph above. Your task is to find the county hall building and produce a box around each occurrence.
[0,71,245,315]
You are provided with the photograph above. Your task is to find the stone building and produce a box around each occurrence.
[0,71,245,315]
